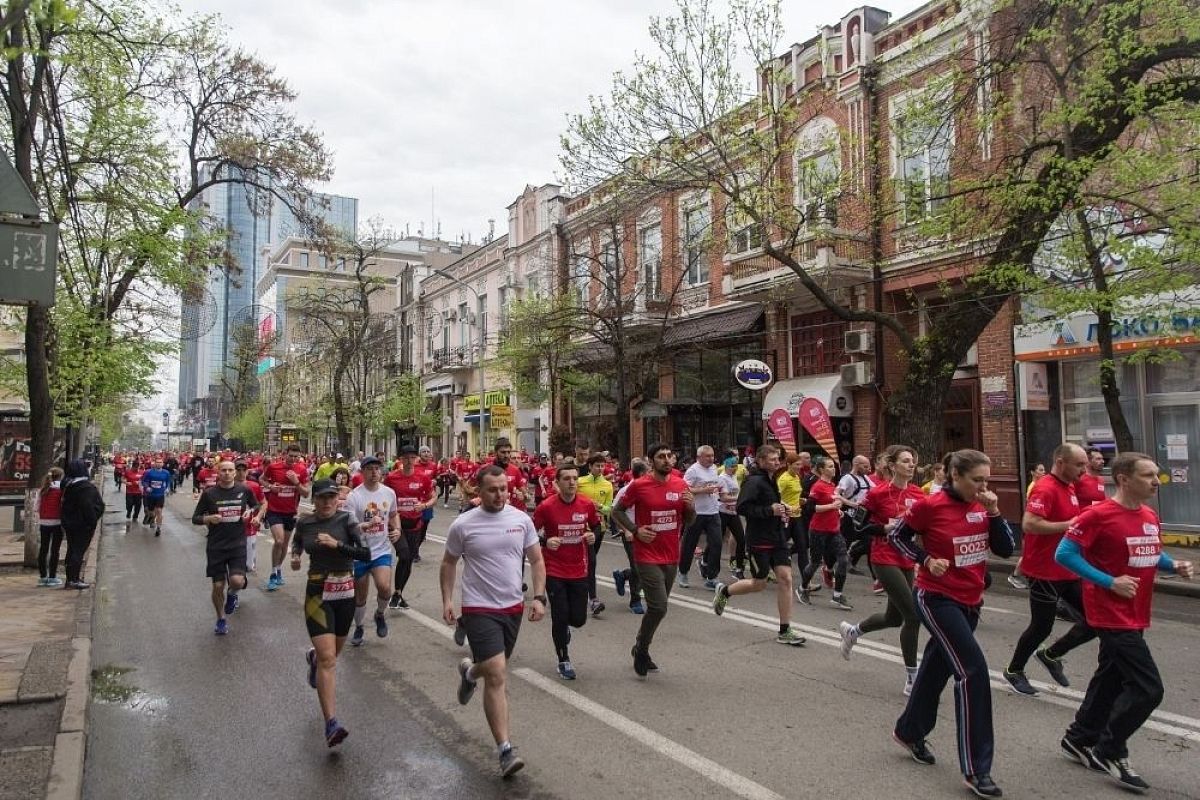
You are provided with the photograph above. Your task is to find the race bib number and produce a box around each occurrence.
[218,505,241,522]
[649,509,677,533]
[397,497,419,512]
[558,523,586,544]
[1126,535,1161,568]
[277,486,295,498]
[322,574,355,601]
[952,533,989,567]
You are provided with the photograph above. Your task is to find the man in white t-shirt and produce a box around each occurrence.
[344,457,400,643]
[839,455,875,578]
[441,465,546,778]
[677,445,723,590]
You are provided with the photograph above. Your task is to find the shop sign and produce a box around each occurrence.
[1018,363,1050,411]
[490,404,514,430]
[463,389,511,413]
[733,359,773,390]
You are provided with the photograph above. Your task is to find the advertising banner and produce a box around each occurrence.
[798,397,838,460]
[766,408,796,456]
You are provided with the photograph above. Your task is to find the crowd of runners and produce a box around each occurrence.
[70,435,1190,795]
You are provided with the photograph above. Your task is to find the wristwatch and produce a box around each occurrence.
[532,594,548,604]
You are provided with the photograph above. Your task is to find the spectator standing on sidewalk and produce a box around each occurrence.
[37,467,65,587]
[60,459,104,590]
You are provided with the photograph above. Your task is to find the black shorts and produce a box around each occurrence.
[206,547,247,582]
[748,545,791,580]
[265,512,297,532]
[461,611,522,663]
[143,496,165,511]
[304,575,355,638]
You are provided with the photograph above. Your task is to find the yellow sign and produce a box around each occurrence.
[490,404,513,429]
[464,389,510,413]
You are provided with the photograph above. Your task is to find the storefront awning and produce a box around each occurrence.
[761,374,854,418]
[426,383,453,396]
[660,304,764,347]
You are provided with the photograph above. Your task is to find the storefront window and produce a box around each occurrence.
[1060,360,1137,400]
[1062,398,1143,451]
[1146,350,1200,394]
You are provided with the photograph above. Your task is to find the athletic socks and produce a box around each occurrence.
[497,740,512,756]
[354,605,367,626]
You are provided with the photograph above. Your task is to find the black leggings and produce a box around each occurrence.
[38,524,63,578]
[586,529,603,599]
[1009,578,1096,672]
[393,529,423,593]
[438,481,454,502]
[125,494,142,519]
[63,524,96,584]
[720,512,746,568]
[801,531,848,592]
[546,575,589,661]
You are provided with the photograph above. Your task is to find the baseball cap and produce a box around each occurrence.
[311,479,340,497]
[360,456,383,468]
[399,445,418,456]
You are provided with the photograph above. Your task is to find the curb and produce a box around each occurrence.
[986,557,1200,599]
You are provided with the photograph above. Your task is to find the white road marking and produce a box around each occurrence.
[401,604,785,800]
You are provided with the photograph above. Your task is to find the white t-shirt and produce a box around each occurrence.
[684,462,721,516]
[837,472,872,504]
[717,473,740,515]
[444,504,538,612]
[344,483,398,560]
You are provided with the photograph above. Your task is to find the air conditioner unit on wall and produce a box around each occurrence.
[844,329,873,354]
[840,361,874,387]
[453,383,468,396]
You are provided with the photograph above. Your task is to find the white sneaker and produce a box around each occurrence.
[676,572,690,589]
[838,621,859,660]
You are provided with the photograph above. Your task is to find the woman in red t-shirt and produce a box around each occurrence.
[123,463,145,522]
[797,456,850,609]
[888,449,1015,798]
[838,444,925,693]
[37,467,65,586]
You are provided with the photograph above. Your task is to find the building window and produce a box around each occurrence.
[572,254,591,305]
[684,202,710,285]
[790,311,851,377]
[458,302,470,348]
[639,224,662,302]
[726,197,764,255]
[895,105,952,223]
[477,295,487,346]
[1060,359,1143,450]
[600,244,619,305]
[796,149,840,228]
[319,255,328,270]
[299,252,309,267]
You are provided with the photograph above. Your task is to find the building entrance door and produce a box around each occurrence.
[1151,403,1200,531]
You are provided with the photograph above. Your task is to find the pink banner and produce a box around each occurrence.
[766,408,796,456]
[798,398,838,460]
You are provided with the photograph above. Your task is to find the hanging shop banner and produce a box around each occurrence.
[766,408,797,456]
[733,359,773,390]
[798,397,838,460]
[490,404,514,430]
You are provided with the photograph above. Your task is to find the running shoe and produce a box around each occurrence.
[646,655,659,673]
[45,577,63,587]
[838,621,859,660]
[712,583,728,616]
[872,579,885,595]
[1002,669,1038,696]
[274,573,285,586]
[589,598,605,616]
[892,731,936,765]
[1060,737,1105,772]
[556,661,577,680]
[66,581,91,590]
[214,618,228,636]
[629,600,645,615]
[829,593,853,611]
[266,574,280,592]
[675,572,690,589]
[397,595,410,610]
[374,611,388,638]
[1006,573,1029,590]
[155,527,161,538]
[776,627,806,646]
[350,625,365,647]
[703,579,718,590]
[36,577,49,587]
[499,745,525,778]
[453,620,468,646]
[963,773,1002,798]
[457,658,477,704]
[613,569,627,597]
[223,592,239,615]
[306,648,318,688]
[388,592,402,609]
[796,587,812,606]
[324,717,348,748]
[822,566,833,589]
[1035,648,1069,687]
[732,569,745,581]
[631,645,651,677]
[847,565,863,576]
[1094,754,1149,793]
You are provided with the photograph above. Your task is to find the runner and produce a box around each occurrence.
[140,458,172,537]
[234,460,267,575]
[717,455,746,579]
[798,456,852,610]
[533,462,601,679]
[889,449,1015,799]
[292,479,371,747]
[838,444,925,694]
[611,459,647,615]
[711,444,806,645]
[1056,452,1193,792]
[840,455,875,577]
[123,460,144,523]
[262,444,311,591]
[441,465,546,777]
[344,456,400,645]
[1075,448,1107,506]
[191,460,257,634]
[382,446,435,609]
[577,454,613,615]
[611,443,695,677]
[1003,443,1096,696]
[677,445,722,591]
[164,453,180,495]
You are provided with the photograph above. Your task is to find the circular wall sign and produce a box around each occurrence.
[733,359,773,390]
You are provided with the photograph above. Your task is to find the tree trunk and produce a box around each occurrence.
[1094,311,1136,453]
[881,364,953,465]
[23,305,53,566]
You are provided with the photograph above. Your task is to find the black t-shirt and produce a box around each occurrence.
[291,510,370,575]
[192,483,256,548]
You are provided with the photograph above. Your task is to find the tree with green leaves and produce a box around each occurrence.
[372,372,440,451]
[227,401,266,451]
[494,291,593,412]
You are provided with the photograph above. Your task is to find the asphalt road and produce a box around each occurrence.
[84,488,1200,800]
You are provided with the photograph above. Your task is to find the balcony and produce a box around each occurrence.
[430,345,480,372]
[723,232,871,302]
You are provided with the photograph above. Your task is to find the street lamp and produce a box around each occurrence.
[431,268,487,456]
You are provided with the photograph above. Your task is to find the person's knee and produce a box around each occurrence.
[316,649,337,670]
[228,574,246,591]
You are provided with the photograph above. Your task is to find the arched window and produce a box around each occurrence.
[794,117,842,229]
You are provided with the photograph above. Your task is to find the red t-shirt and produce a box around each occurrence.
[39,486,62,519]
[1065,499,1163,630]
[197,467,218,489]
[617,473,690,565]
[124,469,144,495]
[243,479,265,536]
[1075,473,1106,507]
[1022,474,1079,581]
[807,479,841,533]
[350,472,364,488]
[864,481,924,569]
[385,470,434,520]
[906,491,996,606]
[533,494,600,580]
[262,459,308,515]
[475,461,528,507]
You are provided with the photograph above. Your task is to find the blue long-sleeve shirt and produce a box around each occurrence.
[1055,537,1176,589]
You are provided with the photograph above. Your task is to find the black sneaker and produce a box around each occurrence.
[1060,737,1105,772]
[1003,669,1038,696]
[631,645,650,677]
[387,593,402,610]
[1035,648,1069,687]
[963,773,1003,798]
[499,745,525,778]
[892,731,935,765]
[456,658,477,705]
[1095,754,1150,793]
[350,625,365,647]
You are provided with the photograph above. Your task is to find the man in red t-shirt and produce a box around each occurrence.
[1004,443,1095,696]
[235,460,267,576]
[260,444,311,589]
[612,443,695,677]
[533,462,602,680]
[465,438,529,510]
[385,446,435,609]
[1075,448,1108,507]
[1056,452,1193,790]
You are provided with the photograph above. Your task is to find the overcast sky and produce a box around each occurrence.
[145,0,926,424]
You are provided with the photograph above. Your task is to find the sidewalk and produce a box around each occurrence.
[0,520,99,800]
[987,542,1200,599]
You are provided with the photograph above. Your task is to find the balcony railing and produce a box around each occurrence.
[430,345,479,372]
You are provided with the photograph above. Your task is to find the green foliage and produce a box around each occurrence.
[373,372,440,438]
[494,293,592,406]
[228,402,266,450]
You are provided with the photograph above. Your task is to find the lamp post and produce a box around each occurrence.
[431,269,487,456]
